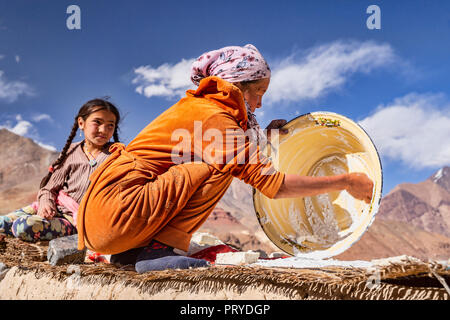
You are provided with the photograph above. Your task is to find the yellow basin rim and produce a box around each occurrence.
[253,111,383,259]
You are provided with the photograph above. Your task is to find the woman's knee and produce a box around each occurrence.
[172,162,213,187]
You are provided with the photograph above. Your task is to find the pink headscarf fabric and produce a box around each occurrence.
[190,44,271,86]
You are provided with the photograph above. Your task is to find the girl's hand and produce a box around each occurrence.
[37,203,56,220]
[346,173,374,204]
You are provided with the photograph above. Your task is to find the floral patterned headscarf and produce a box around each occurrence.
[190,44,271,86]
[191,44,270,144]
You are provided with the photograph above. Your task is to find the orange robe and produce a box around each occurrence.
[77,76,285,254]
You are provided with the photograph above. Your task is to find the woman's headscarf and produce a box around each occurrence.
[191,44,270,144]
[190,44,271,86]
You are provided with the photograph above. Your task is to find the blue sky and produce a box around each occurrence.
[0,0,449,194]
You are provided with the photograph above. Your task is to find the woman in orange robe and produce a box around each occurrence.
[77,45,373,272]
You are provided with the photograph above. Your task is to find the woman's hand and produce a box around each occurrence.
[266,119,288,134]
[265,119,289,141]
[345,173,374,204]
[37,203,56,220]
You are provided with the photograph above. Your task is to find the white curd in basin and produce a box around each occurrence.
[253,112,383,259]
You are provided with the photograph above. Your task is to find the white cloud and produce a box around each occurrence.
[265,40,397,104]
[36,141,57,152]
[0,70,33,102]
[0,114,57,152]
[131,40,398,106]
[0,115,32,136]
[15,55,20,63]
[358,93,450,169]
[132,58,196,99]
[9,114,33,136]
[255,110,265,118]
[32,113,53,122]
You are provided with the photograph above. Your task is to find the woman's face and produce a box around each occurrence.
[239,78,270,113]
[78,109,117,148]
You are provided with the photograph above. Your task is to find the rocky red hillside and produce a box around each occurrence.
[375,167,450,237]
[335,218,450,261]
[0,129,58,213]
[198,207,279,255]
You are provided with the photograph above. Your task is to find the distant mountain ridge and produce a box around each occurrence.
[431,167,450,193]
[376,166,450,238]
[0,129,58,213]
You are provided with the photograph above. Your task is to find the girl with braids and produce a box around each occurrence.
[0,98,121,242]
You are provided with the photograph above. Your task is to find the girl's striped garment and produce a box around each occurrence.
[0,141,112,242]
[38,141,112,215]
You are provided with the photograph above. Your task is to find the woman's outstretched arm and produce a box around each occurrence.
[274,172,374,204]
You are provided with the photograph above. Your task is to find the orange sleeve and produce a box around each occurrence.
[199,112,285,199]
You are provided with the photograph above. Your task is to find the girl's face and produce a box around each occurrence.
[239,77,270,113]
[78,109,117,148]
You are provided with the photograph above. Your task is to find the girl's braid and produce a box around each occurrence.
[113,129,120,143]
[39,119,79,189]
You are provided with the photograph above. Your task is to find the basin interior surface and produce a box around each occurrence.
[253,112,383,259]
